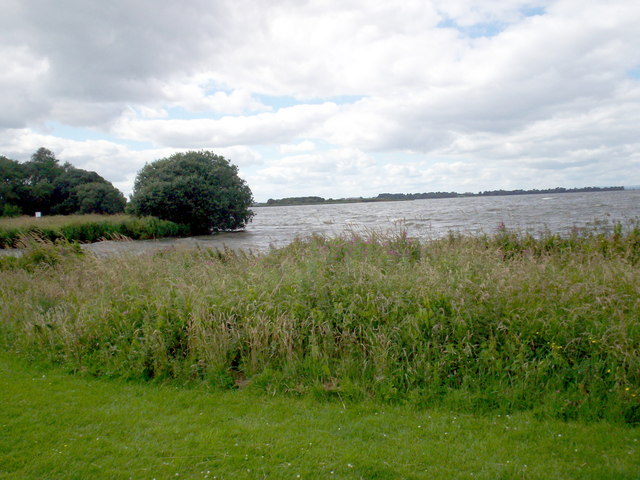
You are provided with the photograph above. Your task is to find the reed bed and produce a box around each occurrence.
[0,214,189,248]
[1,225,638,423]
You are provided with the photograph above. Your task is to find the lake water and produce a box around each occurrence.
[83,190,640,257]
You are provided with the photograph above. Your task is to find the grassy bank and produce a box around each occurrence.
[1,353,638,479]
[1,226,639,423]
[0,214,189,248]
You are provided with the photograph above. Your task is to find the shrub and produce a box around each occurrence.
[129,151,254,234]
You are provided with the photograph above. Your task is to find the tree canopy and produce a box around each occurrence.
[129,151,254,234]
[0,148,126,216]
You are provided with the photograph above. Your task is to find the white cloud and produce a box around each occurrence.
[136,106,169,119]
[432,0,549,27]
[112,102,340,147]
[0,45,49,127]
[1,0,639,202]
[248,148,377,199]
[279,141,316,154]
[161,82,270,115]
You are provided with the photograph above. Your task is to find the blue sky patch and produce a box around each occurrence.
[520,6,546,17]
[165,106,226,120]
[257,94,364,110]
[627,67,640,79]
[437,17,506,38]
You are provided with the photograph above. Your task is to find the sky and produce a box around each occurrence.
[1,0,639,202]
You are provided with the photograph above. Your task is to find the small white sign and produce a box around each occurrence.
[35,212,42,218]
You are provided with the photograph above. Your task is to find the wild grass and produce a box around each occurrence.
[0,214,189,248]
[1,224,639,424]
[2,352,638,479]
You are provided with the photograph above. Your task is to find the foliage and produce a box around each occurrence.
[0,148,126,216]
[262,186,626,206]
[0,155,26,214]
[266,196,326,206]
[0,236,83,272]
[1,225,638,424]
[0,214,188,248]
[2,203,22,217]
[51,167,108,214]
[26,147,65,184]
[76,182,127,214]
[130,150,254,234]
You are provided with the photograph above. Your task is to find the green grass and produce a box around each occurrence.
[1,353,638,480]
[1,225,639,425]
[0,214,189,248]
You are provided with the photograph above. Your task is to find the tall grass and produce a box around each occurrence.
[1,225,639,423]
[0,214,189,248]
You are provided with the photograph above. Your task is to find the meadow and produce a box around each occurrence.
[1,225,639,424]
[0,214,188,248]
[2,224,640,478]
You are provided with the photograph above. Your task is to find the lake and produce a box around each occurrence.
[84,190,640,257]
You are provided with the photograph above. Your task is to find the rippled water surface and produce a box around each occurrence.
[83,190,640,256]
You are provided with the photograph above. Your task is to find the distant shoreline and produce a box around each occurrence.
[255,185,625,207]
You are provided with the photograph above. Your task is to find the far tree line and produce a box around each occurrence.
[264,186,624,206]
[375,186,624,201]
[0,148,126,217]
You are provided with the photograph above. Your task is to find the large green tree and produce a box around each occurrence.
[130,151,254,234]
[76,182,127,214]
[26,147,64,184]
[0,156,26,216]
[0,148,127,216]
[18,148,64,214]
[51,165,125,215]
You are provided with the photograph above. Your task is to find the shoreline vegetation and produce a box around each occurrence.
[258,185,624,206]
[0,214,189,249]
[1,224,638,424]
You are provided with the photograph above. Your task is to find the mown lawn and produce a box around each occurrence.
[1,353,638,480]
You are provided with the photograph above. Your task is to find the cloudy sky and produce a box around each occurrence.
[2,0,639,201]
